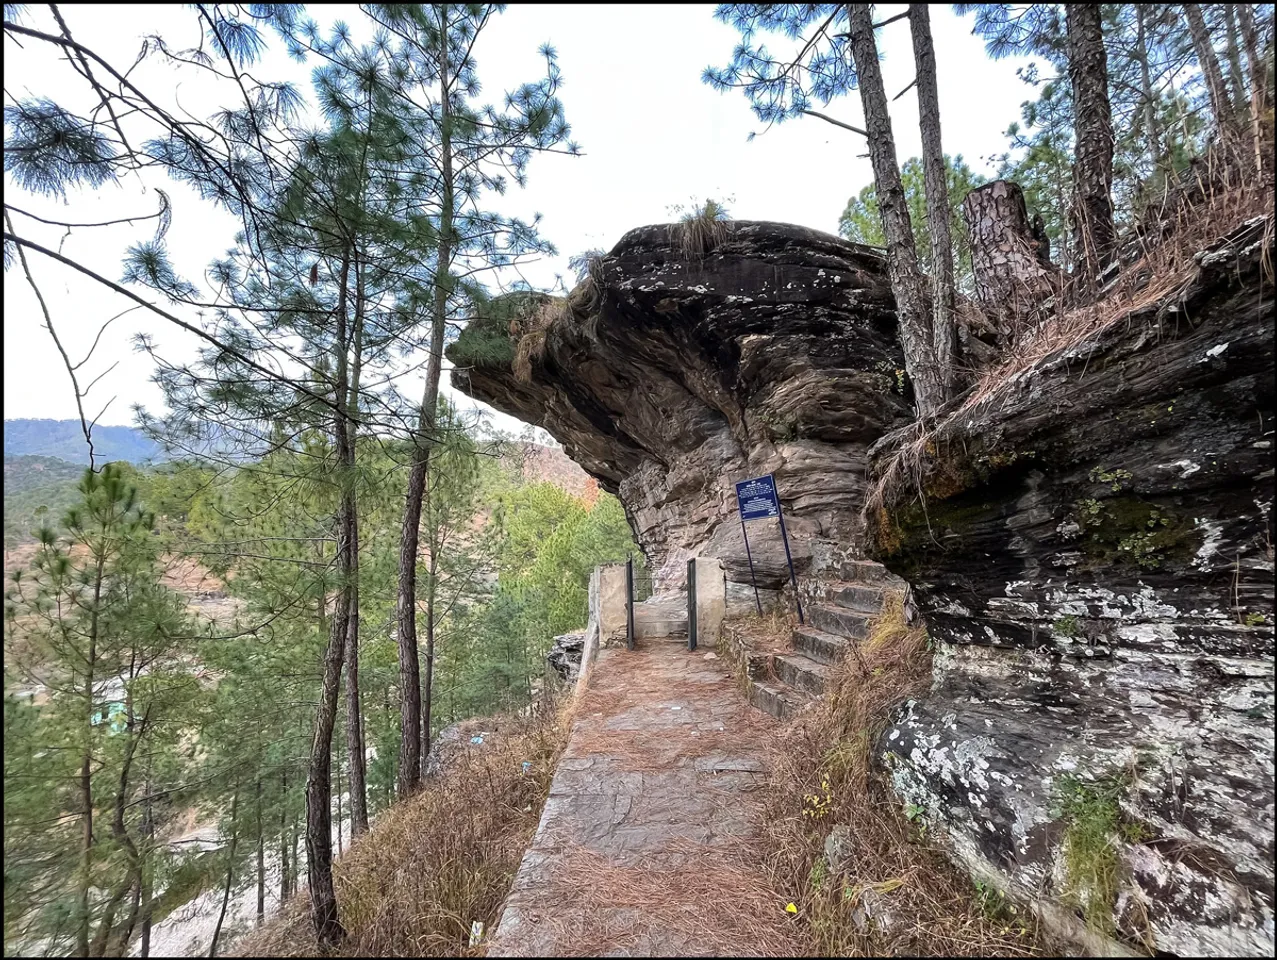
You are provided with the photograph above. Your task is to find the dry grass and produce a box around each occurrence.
[511,296,570,384]
[510,271,603,384]
[758,595,1042,957]
[674,198,733,260]
[234,700,572,958]
[866,150,1275,539]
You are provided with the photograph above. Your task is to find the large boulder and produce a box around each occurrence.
[450,221,911,590]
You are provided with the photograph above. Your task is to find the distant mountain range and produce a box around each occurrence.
[4,419,159,464]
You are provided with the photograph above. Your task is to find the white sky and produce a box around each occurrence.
[3,3,1034,433]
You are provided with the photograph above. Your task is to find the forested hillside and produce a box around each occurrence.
[4,420,159,464]
[3,455,83,547]
[3,427,636,956]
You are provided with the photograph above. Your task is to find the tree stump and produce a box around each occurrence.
[961,180,1058,350]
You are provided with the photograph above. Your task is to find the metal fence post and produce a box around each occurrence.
[687,557,698,652]
[626,554,636,651]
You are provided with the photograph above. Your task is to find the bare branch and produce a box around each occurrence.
[801,108,868,137]
[4,210,98,470]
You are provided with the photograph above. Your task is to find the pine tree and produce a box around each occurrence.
[908,4,958,398]
[1065,4,1116,291]
[281,2,578,796]
[1183,3,1238,133]
[706,3,953,415]
[4,465,191,956]
[2,3,335,427]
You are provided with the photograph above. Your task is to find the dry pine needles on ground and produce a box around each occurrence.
[527,838,814,958]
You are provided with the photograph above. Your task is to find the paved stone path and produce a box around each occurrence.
[487,638,805,957]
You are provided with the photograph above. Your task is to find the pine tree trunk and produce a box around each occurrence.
[1237,3,1267,109]
[422,580,436,765]
[110,881,141,958]
[1065,4,1116,293]
[343,256,369,836]
[100,696,145,957]
[1237,2,1269,175]
[1183,4,1237,133]
[306,537,349,947]
[78,553,105,958]
[278,771,290,904]
[396,450,426,796]
[289,812,299,898]
[208,789,239,959]
[397,5,454,791]
[139,757,154,958]
[1136,5,1165,172]
[335,748,344,855]
[255,780,265,927]
[908,3,956,395]
[90,882,128,958]
[847,3,943,417]
[1223,5,1248,116]
[304,252,352,949]
[78,741,94,956]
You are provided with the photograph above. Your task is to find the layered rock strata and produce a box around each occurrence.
[450,221,911,591]
[871,217,1275,956]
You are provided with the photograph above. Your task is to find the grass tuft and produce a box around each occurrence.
[1053,774,1127,937]
[674,198,732,260]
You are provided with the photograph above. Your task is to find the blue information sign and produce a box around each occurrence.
[733,472,804,625]
[735,474,780,521]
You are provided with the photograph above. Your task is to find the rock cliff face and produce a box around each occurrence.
[451,221,911,595]
[871,218,1275,955]
[451,215,1275,955]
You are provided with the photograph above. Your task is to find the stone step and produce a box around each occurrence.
[748,679,810,721]
[792,626,851,667]
[773,653,832,696]
[743,651,773,680]
[837,559,894,583]
[833,582,886,613]
[807,603,872,640]
[804,580,886,614]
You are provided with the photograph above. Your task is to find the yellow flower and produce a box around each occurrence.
[785,903,798,914]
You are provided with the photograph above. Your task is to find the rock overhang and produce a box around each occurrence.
[449,219,912,586]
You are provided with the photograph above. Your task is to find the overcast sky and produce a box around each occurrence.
[3,4,1035,434]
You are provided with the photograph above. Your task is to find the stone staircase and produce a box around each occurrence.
[725,561,901,720]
